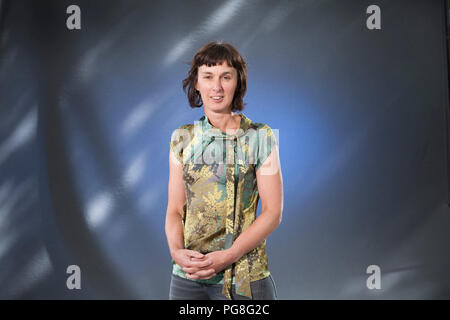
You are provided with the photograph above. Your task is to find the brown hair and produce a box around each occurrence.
[182,41,247,112]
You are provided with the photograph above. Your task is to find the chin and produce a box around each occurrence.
[206,104,231,113]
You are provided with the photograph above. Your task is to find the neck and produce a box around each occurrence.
[205,110,241,134]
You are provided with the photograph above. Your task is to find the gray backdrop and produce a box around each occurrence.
[0,0,449,299]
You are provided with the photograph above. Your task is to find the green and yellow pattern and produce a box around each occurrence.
[169,112,277,299]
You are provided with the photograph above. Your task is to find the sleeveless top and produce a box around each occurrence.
[169,112,277,299]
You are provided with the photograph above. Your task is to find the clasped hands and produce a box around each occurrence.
[173,249,236,280]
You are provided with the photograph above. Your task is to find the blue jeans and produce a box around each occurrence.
[169,274,278,300]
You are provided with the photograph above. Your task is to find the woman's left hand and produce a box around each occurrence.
[186,249,236,279]
[205,249,236,273]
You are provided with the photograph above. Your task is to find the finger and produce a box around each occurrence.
[197,272,217,280]
[182,267,196,273]
[202,273,217,280]
[193,268,216,278]
[186,272,216,280]
[188,251,204,259]
[189,259,212,268]
[183,266,207,273]
[190,256,207,261]
[185,273,200,280]
[183,260,215,273]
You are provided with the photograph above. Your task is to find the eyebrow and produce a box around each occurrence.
[199,71,233,75]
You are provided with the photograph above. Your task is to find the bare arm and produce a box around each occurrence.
[196,145,283,276]
[165,150,186,257]
[227,144,283,263]
[165,150,216,278]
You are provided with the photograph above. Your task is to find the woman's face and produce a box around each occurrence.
[195,61,238,113]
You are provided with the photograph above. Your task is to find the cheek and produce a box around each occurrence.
[196,83,208,94]
[226,82,238,95]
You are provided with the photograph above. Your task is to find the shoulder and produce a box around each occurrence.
[172,123,194,134]
[246,117,273,131]
[170,124,194,163]
[249,121,278,170]
[169,123,197,160]
[248,121,277,143]
[170,123,195,141]
[252,122,272,131]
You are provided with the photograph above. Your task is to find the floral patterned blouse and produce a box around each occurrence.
[169,112,277,299]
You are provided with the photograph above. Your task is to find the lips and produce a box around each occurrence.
[211,96,224,102]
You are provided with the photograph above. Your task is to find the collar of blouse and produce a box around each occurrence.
[200,112,252,140]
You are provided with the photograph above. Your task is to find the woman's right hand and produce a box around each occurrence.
[173,249,217,280]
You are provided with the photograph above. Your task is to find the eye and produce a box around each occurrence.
[224,76,231,80]
[203,76,211,79]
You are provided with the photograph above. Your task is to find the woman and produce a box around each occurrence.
[165,41,283,300]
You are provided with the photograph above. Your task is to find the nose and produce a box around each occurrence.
[212,77,223,91]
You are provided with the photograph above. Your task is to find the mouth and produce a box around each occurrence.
[211,96,224,103]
